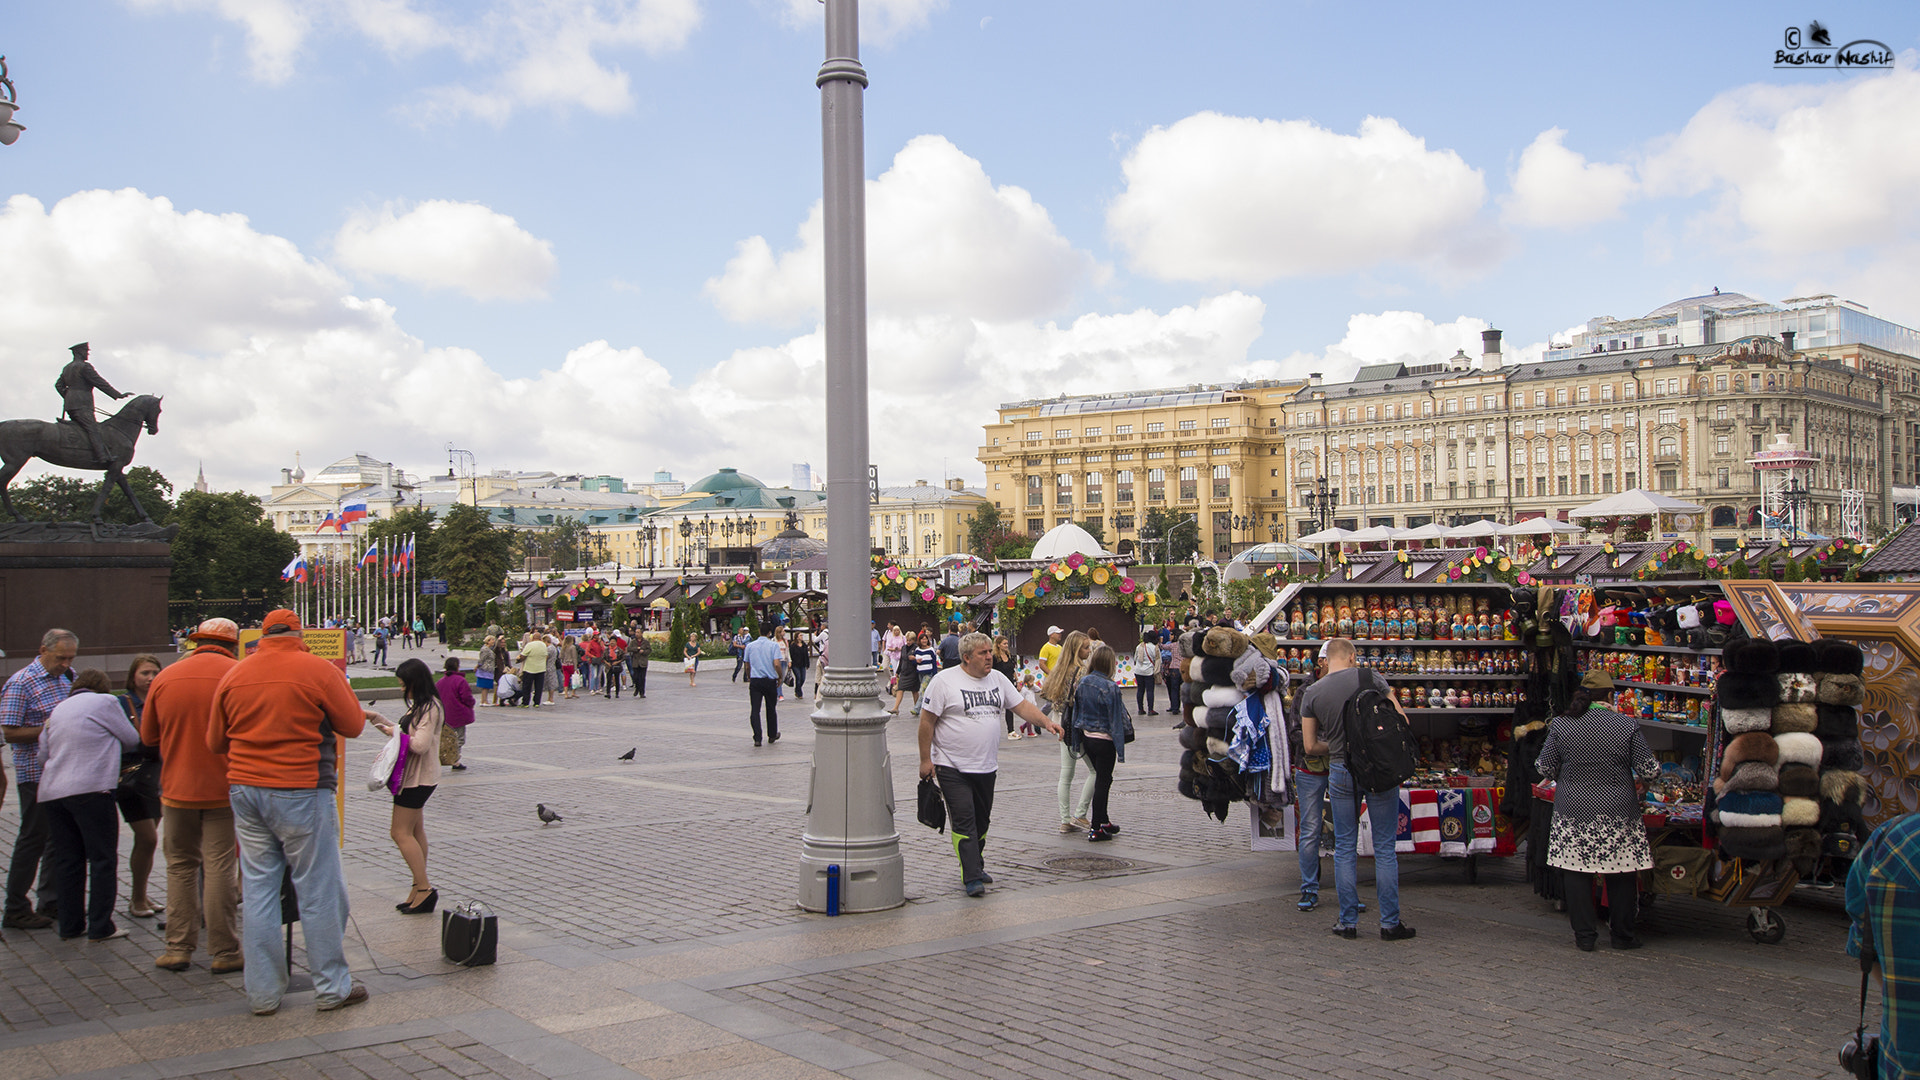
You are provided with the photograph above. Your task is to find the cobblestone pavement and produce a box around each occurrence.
[0,642,1878,1079]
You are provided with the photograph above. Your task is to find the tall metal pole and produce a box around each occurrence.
[800,0,903,913]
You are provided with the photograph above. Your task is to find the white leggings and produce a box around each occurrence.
[1057,742,1094,823]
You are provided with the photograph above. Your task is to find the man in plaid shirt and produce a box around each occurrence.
[3,629,79,929]
[1850,812,1920,1080]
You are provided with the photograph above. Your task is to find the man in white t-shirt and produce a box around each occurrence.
[918,632,1057,897]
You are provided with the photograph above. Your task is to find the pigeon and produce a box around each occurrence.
[618,748,636,761]
[536,803,563,825]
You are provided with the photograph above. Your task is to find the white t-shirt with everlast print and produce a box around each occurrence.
[920,667,1020,774]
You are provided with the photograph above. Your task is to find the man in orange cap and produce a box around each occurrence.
[210,609,382,1015]
[141,618,242,974]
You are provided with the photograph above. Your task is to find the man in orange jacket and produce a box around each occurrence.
[141,618,243,975]
[209,609,382,1016]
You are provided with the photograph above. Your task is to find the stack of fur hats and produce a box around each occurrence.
[1175,624,1269,821]
[1712,637,1867,870]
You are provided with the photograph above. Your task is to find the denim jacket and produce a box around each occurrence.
[1072,673,1128,763]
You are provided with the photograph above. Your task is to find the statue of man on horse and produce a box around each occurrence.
[0,342,164,523]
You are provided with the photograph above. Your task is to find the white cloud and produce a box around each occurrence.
[129,0,700,119]
[776,0,947,45]
[332,200,557,300]
[1107,112,1494,285]
[1503,128,1636,229]
[0,187,1262,495]
[706,134,1098,324]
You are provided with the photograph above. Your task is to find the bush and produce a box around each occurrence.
[442,597,468,637]
[667,605,687,663]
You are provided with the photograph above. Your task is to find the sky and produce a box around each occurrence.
[6,1,1920,498]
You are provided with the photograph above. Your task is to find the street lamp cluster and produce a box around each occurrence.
[674,512,764,572]
[1303,477,1341,531]
[0,57,24,145]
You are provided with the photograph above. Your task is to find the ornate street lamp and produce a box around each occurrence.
[678,518,693,572]
[1303,477,1340,531]
[0,58,23,146]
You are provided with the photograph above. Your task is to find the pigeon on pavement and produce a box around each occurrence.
[618,748,636,761]
[536,803,563,824]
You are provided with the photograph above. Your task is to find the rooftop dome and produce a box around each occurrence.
[1030,522,1112,561]
[1643,291,1765,319]
[686,467,767,494]
[757,527,827,568]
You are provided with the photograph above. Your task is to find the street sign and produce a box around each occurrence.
[421,579,449,595]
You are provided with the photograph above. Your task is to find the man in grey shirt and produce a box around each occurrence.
[1298,638,1415,943]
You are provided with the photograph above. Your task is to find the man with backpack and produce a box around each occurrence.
[1298,638,1417,942]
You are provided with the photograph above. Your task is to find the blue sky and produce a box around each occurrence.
[5,1,1919,494]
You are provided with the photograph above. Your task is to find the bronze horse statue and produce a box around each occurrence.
[0,394,164,522]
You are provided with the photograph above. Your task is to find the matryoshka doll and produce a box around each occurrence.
[1383,599,1401,640]
[1289,607,1306,639]
[1449,600,1466,642]
[1415,603,1433,640]
[1304,604,1320,639]
[1320,599,1337,638]
[1336,602,1354,639]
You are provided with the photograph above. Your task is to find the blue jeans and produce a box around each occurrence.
[230,786,354,1011]
[1294,769,1327,898]
[1329,762,1401,930]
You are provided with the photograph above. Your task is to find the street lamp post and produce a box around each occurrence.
[1303,477,1340,531]
[1785,476,1809,541]
[800,0,904,914]
[678,519,692,573]
[0,58,24,145]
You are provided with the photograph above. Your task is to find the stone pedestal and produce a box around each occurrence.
[0,534,174,680]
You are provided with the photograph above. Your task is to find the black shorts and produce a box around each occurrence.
[393,784,437,810]
[115,770,162,824]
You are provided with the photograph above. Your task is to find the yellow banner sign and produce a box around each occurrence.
[304,628,347,660]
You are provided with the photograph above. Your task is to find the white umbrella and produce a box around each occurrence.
[1391,522,1451,542]
[1346,525,1398,543]
[1296,527,1354,544]
[1443,520,1504,540]
[1566,488,1705,519]
[1497,518,1585,538]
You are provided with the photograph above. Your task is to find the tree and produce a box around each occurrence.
[1075,517,1107,547]
[1140,509,1199,564]
[169,491,298,603]
[435,504,515,616]
[11,466,175,525]
[966,502,1035,561]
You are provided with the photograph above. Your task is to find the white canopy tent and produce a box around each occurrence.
[1345,525,1399,543]
[1390,522,1451,542]
[1443,520,1505,540]
[1296,527,1354,544]
[1497,518,1586,538]
[1565,489,1706,520]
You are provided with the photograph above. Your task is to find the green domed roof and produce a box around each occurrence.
[687,467,766,493]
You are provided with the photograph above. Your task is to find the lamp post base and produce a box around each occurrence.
[798,663,905,913]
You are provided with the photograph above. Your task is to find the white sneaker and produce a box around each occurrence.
[1058,821,1079,834]
[1006,731,1022,740]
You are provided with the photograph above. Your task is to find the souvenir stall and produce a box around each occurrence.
[985,552,1160,662]
[1181,546,1540,881]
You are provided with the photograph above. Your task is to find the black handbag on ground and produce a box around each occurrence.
[441,900,497,966]
[916,776,946,832]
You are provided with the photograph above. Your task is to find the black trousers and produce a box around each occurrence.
[525,670,546,707]
[1135,678,1156,714]
[934,765,996,885]
[627,660,647,697]
[1562,870,1638,943]
[748,677,780,741]
[791,663,809,699]
[1162,673,1182,717]
[605,663,623,698]
[43,791,118,939]
[6,780,56,915]
[1082,738,1117,827]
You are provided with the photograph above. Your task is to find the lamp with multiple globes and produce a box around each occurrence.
[0,57,21,146]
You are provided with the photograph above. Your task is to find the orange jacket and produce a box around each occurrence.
[140,645,237,809]
[209,635,366,790]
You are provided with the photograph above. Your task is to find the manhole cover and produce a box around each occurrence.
[1043,855,1136,873]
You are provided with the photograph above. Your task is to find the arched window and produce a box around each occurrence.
[1710,506,1737,528]
[1657,436,1678,456]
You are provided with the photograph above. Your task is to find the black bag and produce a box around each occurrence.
[441,900,497,966]
[1343,675,1417,795]
[916,776,947,832]
[1123,705,1136,744]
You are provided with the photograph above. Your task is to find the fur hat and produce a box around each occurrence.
[1781,795,1820,828]
[1187,656,1205,682]
[1714,760,1779,795]
[1776,641,1817,674]
[1724,638,1779,675]
[1716,825,1788,862]
[1177,725,1209,753]
[1777,762,1819,798]
[1815,703,1860,741]
[1198,655,1235,686]
[1769,703,1817,734]
[1821,737,1864,773]
[1202,685,1247,710]
[1817,674,1865,707]
[1721,731,1780,772]
[1176,774,1199,801]
[1720,707,1772,735]
[1785,827,1822,874]
[1773,731,1822,769]
[1716,790,1783,818]
[1716,672,1782,711]
[1813,639,1865,675]
[1202,627,1249,660]
[1230,647,1271,691]
[1205,735,1232,758]
[1821,768,1867,808]
[1248,633,1279,660]
[1204,706,1236,733]
[1776,672,1818,703]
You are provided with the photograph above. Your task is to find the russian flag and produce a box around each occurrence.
[318,511,341,533]
[340,502,369,525]
[359,542,380,569]
[281,555,308,583]
[391,537,414,574]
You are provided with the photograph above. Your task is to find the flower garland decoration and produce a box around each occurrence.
[553,577,618,609]
[869,554,960,622]
[1438,546,1525,585]
[1002,551,1158,634]
[697,569,780,611]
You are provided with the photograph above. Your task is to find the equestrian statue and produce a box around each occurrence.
[0,342,164,523]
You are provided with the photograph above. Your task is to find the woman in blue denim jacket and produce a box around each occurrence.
[1073,645,1130,842]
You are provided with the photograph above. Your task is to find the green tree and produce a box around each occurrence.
[436,504,515,615]
[1140,509,1199,564]
[365,505,438,580]
[966,502,1034,560]
[169,491,299,603]
[12,466,175,525]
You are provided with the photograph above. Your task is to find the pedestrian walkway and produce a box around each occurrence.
[0,661,1869,1079]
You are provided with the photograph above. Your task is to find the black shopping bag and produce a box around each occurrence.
[916,776,946,833]
[441,900,497,966]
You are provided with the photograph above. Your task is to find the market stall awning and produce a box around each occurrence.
[1565,489,1705,519]
[1296,527,1354,544]
[1497,518,1585,538]
[1345,525,1398,543]
[1389,523,1450,542]
[1443,520,1505,540]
